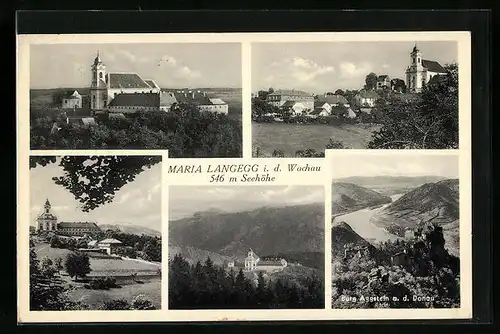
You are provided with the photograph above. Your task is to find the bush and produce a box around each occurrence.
[87,276,118,290]
[100,299,131,310]
[132,295,156,310]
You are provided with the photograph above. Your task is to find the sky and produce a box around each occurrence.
[252,41,458,93]
[169,185,324,220]
[30,157,162,231]
[30,43,242,89]
[331,154,459,179]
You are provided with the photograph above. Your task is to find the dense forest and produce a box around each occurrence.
[30,103,242,158]
[169,254,324,309]
[332,223,460,309]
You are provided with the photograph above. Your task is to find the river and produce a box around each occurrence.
[333,194,403,244]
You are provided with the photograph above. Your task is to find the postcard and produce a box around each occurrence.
[17,31,471,323]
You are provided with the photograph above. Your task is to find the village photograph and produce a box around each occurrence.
[29,155,162,311]
[29,43,242,157]
[330,153,460,308]
[251,41,459,157]
[168,185,325,309]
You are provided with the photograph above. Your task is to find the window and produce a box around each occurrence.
[418,58,421,64]
[413,58,416,64]
[99,72,103,79]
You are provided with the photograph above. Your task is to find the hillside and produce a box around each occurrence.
[334,176,445,195]
[371,179,460,255]
[99,223,161,237]
[168,244,233,266]
[332,182,392,215]
[331,222,375,260]
[169,203,324,258]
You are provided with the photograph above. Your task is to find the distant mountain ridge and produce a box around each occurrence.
[169,203,325,258]
[334,175,446,196]
[332,182,392,216]
[371,179,459,255]
[99,223,161,237]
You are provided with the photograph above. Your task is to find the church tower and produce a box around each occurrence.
[90,50,108,111]
[405,43,425,93]
[37,198,58,232]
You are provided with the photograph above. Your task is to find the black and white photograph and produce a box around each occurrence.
[29,43,242,157]
[29,155,162,311]
[330,152,460,308]
[168,186,325,309]
[252,41,459,158]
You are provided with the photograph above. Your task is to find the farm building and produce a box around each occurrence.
[61,90,83,109]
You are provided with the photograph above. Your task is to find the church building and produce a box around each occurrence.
[36,199,102,237]
[227,248,287,273]
[405,44,448,93]
[89,50,161,111]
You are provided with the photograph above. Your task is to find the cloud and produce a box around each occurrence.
[265,57,334,87]
[382,63,390,69]
[339,62,372,78]
[154,54,202,81]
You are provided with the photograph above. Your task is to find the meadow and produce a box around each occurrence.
[34,243,160,277]
[67,276,161,309]
[252,122,381,157]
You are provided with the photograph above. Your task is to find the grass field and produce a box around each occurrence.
[34,243,160,277]
[252,122,381,157]
[66,276,161,309]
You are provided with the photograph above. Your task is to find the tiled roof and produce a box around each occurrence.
[280,100,297,108]
[322,94,348,105]
[63,90,81,99]
[99,238,122,244]
[269,89,312,97]
[314,100,327,108]
[422,60,447,73]
[357,90,380,99]
[144,79,159,89]
[58,222,100,229]
[108,92,160,108]
[160,91,178,106]
[108,73,151,89]
[209,98,226,105]
[258,260,284,266]
[173,91,213,105]
[98,79,107,88]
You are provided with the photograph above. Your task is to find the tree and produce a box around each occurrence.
[64,251,91,281]
[272,149,285,158]
[30,249,67,310]
[257,90,269,100]
[54,257,63,274]
[325,139,346,149]
[334,89,345,95]
[268,87,274,94]
[365,72,378,90]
